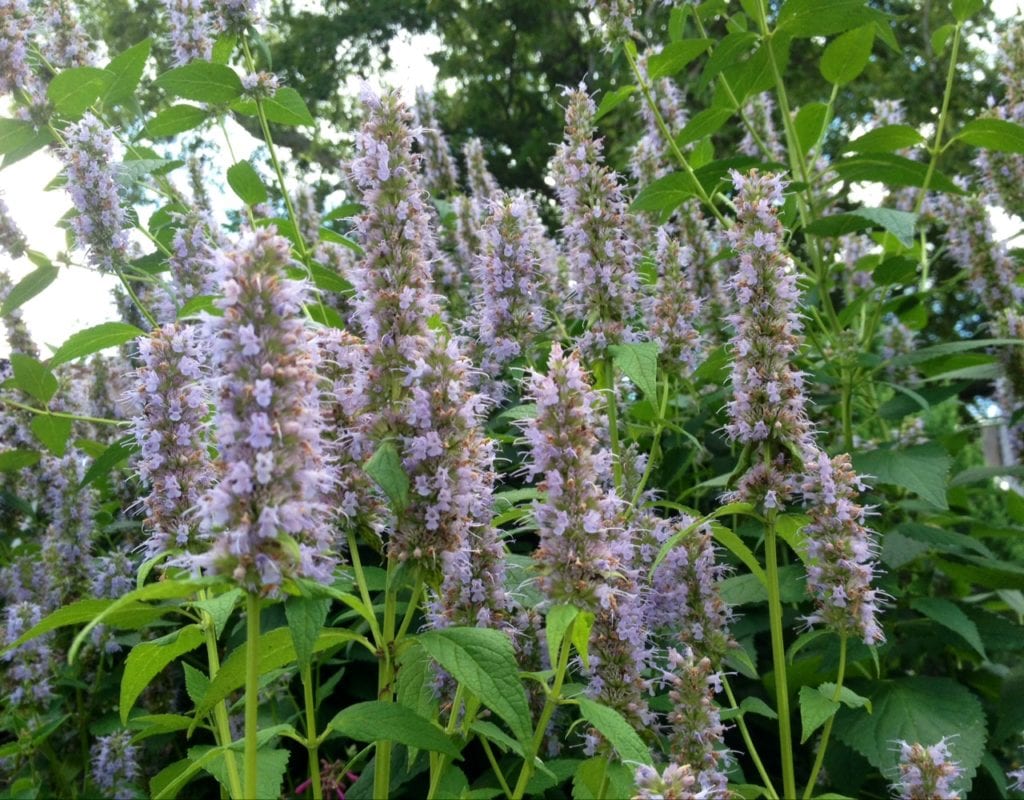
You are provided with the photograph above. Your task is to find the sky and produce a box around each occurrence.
[1,6,1022,358]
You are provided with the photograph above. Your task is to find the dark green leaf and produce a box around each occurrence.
[594,85,635,121]
[146,105,208,139]
[794,103,828,158]
[1,265,58,318]
[952,0,983,22]
[232,87,315,126]
[326,701,460,757]
[609,341,659,399]
[417,627,533,746]
[910,598,986,659]
[363,442,410,513]
[103,38,152,105]
[951,118,1024,155]
[833,153,963,194]
[647,39,712,79]
[397,642,440,722]
[575,697,653,765]
[30,415,73,456]
[799,685,840,743]
[120,625,205,723]
[845,124,926,153]
[778,0,884,37]
[284,595,330,672]
[675,107,733,147]
[47,67,113,117]
[852,442,951,509]
[226,160,268,205]
[630,171,698,214]
[889,338,1020,367]
[700,31,758,89]
[0,449,40,472]
[177,294,218,319]
[545,604,581,668]
[931,23,956,56]
[820,24,874,85]
[155,63,243,103]
[805,207,917,247]
[81,436,138,488]
[49,322,145,366]
[9,354,58,404]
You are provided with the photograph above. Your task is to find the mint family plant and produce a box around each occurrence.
[1,0,1024,798]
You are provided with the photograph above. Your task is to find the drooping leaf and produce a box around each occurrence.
[675,107,733,147]
[647,39,712,78]
[851,442,951,509]
[778,0,885,37]
[9,354,58,404]
[832,153,962,194]
[80,436,138,488]
[575,697,653,766]
[1,264,59,316]
[325,701,461,757]
[845,124,926,153]
[284,594,330,672]
[154,63,243,103]
[363,442,410,513]
[49,322,145,366]
[226,160,268,205]
[910,597,987,659]
[794,102,828,158]
[799,685,840,743]
[594,85,635,121]
[630,171,698,215]
[951,118,1024,154]
[232,87,315,126]
[120,625,205,723]
[30,415,73,456]
[805,207,917,247]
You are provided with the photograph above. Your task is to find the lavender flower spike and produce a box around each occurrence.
[634,763,712,800]
[645,226,704,376]
[0,0,32,96]
[60,113,130,272]
[414,87,459,198]
[0,195,26,258]
[199,228,336,592]
[132,323,214,559]
[801,450,885,645]
[551,84,642,358]
[91,730,142,800]
[162,0,214,66]
[463,136,499,200]
[893,739,963,800]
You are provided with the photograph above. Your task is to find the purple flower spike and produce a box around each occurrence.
[645,226,704,375]
[463,137,499,200]
[414,88,459,198]
[0,0,32,96]
[91,730,142,800]
[893,739,963,800]
[162,0,213,65]
[198,228,336,592]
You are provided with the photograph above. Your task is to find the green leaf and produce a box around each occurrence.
[9,354,58,404]
[952,0,983,22]
[2,598,169,653]
[833,153,963,194]
[190,588,240,640]
[575,697,653,765]
[397,642,441,722]
[799,685,840,743]
[951,118,1024,155]
[835,678,987,793]
[0,449,40,472]
[545,604,581,668]
[888,337,1020,366]
[851,442,951,509]
[721,563,806,606]
[417,627,533,746]
[571,609,595,671]
[30,415,73,456]
[80,436,139,488]
[49,322,145,366]
[120,624,205,723]
[647,39,712,78]
[740,696,778,720]
[609,341,660,399]
[0,118,40,156]
[192,745,290,800]
[794,103,828,158]
[910,597,987,659]
[700,31,759,90]
[232,87,315,126]
[211,34,236,64]
[572,757,634,800]
[1,264,59,317]
[363,442,410,514]
[177,294,218,320]
[845,124,926,153]
[820,24,875,85]
[127,714,193,742]
[675,107,733,147]
[103,38,152,105]
[150,758,193,799]
[155,62,243,103]
[818,682,871,713]
[325,701,460,757]
[931,23,956,56]
[594,85,635,121]
[805,207,917,247]
[713,522,768,586]
[631,171,699,215]
[226,160,268,205]
[146,105,208,139]
[47,67,113,117]
[778,0,883,37]
[182,663,210,706]
[284,594,330,672]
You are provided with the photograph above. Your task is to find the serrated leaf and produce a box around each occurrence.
[799,685,840,743]
[647,39,712,79]
[820,24,874,85]
[49,322,145,366]
[30,414,73,456]
[833,153,962,194]
[191,588,240,640]
[952,118,1024,155]
[805,207,917,247]
[120,624,205,723]
[1,265,58,317]
[852,442,951,509]
[226,160,268,205]
[417,627,533,746]
[397,641,441,722]
[155,62,242,103]
[104,38,152,105]
[545,604,581,668]
[146,105,208,139]
[363,442,410,514]
[0,449,40,472]
[47,67,113,117]
[834,678,986,793]
[778,0,884,37]
[630,171,698,214]
[9,354,58,404]
[326,701,460,757]
[910,597,987,659]
[818,682,871,713]
[575,697,652,765]
[284,594,330,673]
[594,85,635,121]
[80,435,138,488]
[232,87,315,126]
[609,341,659,399]
[845,124,925,153]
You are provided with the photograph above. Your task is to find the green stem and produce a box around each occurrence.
[510,621,574,800]
[244,592,261,799]
[345,530,384,648]
[840,377,854,452]
[395,580,424,642]
[200,594,243,800]
[373,567,400,800]
[765,505,796,800]
[721,675,779,800]
[0,398,127,426]
[301,663,323,800]
[427,683,466,799]
[629,375,672,510]
[601,356,623,491]
[913,23,962,216]
[113,262,159,328]
[480,736,513,798]
[802,635,848,798]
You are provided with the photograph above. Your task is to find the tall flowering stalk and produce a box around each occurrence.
[462,136,499,201]
[59,113,130,273]
[198,228,335,591]
[162,0,214,66]
[90,730,142,800]
[132,323,213,560]
[0,195,26,258]
[645,226,704,376]
[414,87,459,198]
[0,0,32,98]
[893,740,963,800]
[523,344,651,736]
[39,0,94,68]
[630,47,688,186]
[0,269,37,357]
[551,84,642,358]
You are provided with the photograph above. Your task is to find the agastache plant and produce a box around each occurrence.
[893,740,963,800]
[0,0,31,96]
[645,226,704,375]
[414,87,459,198]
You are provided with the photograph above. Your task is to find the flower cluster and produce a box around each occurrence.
[974,21,1024,214]
[463,137,499,201]
[801,451,884,645]
[0,0,32,96]
[645,226,704,375]
[740,93,786,163]
[0,195,26,258]
[587,0,637,47]
[0,268,36,356]
[723,169,813,508]
[551,84,642,357]
[630,47,688,185]
[241,70,280,98]
[162,0,213,65]
[91,730,142,800]
[40,0,93,69]
[634,763,712,800]
[414,87,459,198]
[215,0,261,33]
[893,739,962,800]
[198,228,336,592]
[132,323,213,559]
[60,113,130,272]
[2,601,56,709]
